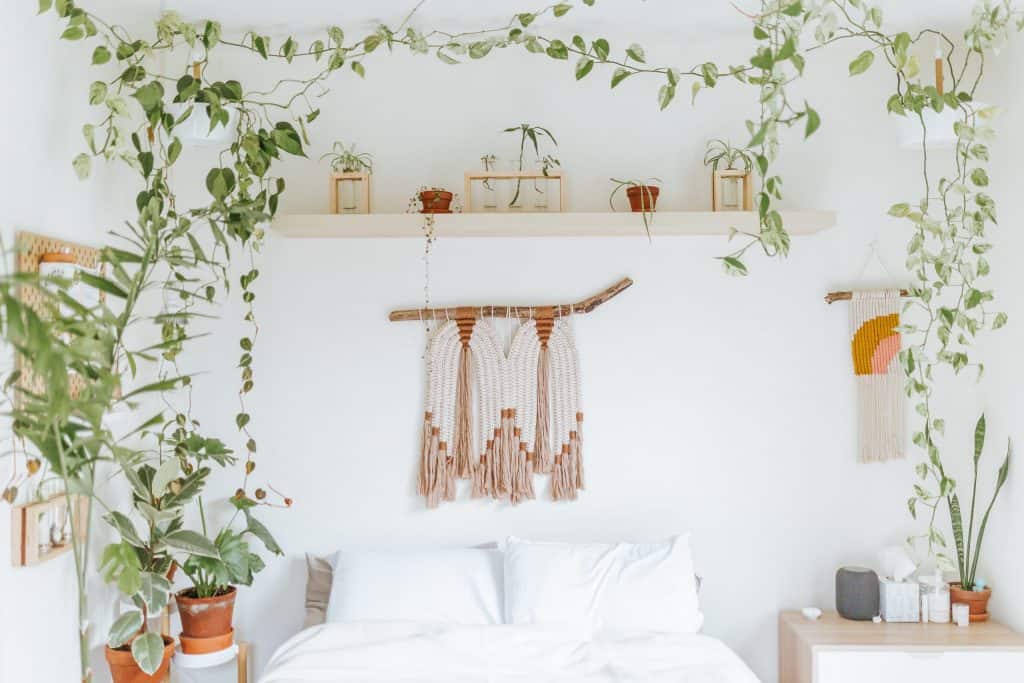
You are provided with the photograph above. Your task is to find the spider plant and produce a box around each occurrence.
[609,177,662,239]
[703,139,754,173]
[320,141,373,173]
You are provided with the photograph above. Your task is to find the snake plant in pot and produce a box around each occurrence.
[943,414,1011,622]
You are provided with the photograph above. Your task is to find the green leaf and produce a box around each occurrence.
[163,530,220,558]
[720,256,748,277]
[592,39,610,61]
[61,25,85,41]
[151,458,180,495]
[575,57,594,80]
[167,137,182,165]
[849,50,875,76]
[545,40,568,60]
[625,43,646,63]
[350,61,365,78]
[131,633,165,676]
[804,104,820,138]
[92,45,111,65]
[137,572,172,614]
[108,610,143,648]
[78,271,127,298]
[553,3,572,17]
[888,202,911,217]
[970,168,989,187]
[974,414,986,462]
[245,513,282,555]
[658,84,675,110]
[72,153,91,180]
[105,511,143,547]
[610,68,632,88]
[993,312,1008,329]
[89,81,108,105]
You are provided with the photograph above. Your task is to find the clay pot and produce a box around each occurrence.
[176,585,236,640]
[180,628,234,655]
[950,583,992,622]
[626,185,660,212]
[419,190,453,214]
[105,635,174,683]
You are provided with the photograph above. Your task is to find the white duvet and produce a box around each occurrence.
[259,622,761,683]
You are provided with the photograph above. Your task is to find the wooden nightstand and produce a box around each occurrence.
[779,610,1024,683]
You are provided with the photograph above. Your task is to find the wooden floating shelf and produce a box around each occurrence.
[271,210,836,239]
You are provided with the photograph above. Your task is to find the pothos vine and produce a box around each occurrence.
[11,0,1023,679]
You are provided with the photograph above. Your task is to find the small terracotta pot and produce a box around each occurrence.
[626,185,660,212]
[950,583,992,622]
[176,585,236,639]
[105,635,174,683]
[419,190,453,214]
[180,627,234,655]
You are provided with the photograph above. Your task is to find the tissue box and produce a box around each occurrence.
[880,578,920,622]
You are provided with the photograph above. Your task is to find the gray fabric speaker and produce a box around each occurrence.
[836,566,880,620]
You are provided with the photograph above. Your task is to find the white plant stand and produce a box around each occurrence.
[170,641,249,683]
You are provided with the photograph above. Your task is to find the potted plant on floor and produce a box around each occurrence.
[945,415,1010,622]
[609,177,662,238]
[100,457,216,681]
[175,492,282,654]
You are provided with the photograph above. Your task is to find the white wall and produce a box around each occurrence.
[0,2,155,681]
[3,4,1022,683]
[174,27,1024,683]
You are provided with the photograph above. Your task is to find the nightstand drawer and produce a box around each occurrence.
[816,649,1024,683]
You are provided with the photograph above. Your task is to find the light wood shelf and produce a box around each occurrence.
[271,210,836,239]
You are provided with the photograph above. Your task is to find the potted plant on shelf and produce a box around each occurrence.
[609,177,662,238]
[408,186,459,214]
[502,123,560,209]
[945,414,1010,622]
[321,141,373,214]
[704,139,754,212]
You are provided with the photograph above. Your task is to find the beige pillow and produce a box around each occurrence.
[303,553,333,628]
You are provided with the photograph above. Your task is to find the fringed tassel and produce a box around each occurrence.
[426,431,442,508]
[441,443,456,502]
[511,429,533,505]
[567,433,579,500]
[534,343,553,473]
[574,412,585,491]
[453,321,476,479]
[418,412,433,496]
[551,445,568,501]
[524,451,535,499]
[489,429,501,499]
[496,409,515,499]
[471,454,488,498]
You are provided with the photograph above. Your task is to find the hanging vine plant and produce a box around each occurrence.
[0,0,1021,679]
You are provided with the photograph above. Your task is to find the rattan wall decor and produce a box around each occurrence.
[391,277,632,507]
[14,232,103,401]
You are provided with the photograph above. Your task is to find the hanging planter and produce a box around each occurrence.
[105,636,175,683]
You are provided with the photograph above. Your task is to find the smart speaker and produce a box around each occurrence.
[836,566,880,621]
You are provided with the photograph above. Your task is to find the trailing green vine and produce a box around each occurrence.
[1,0,1021,679]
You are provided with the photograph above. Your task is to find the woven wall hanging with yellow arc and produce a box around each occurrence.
[849,291,904,462]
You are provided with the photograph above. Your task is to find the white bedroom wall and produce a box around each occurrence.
[0,2,154,681]
[168,18,1024,683]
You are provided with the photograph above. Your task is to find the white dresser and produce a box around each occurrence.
[779,610,1024,683]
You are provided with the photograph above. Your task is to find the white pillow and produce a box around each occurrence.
[325,547,503,625]
[504,535,703,634]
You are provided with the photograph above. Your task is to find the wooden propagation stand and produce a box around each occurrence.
[464,170,566,212]
[329,172,371,214]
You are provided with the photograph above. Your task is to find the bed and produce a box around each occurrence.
[257,536,761,683]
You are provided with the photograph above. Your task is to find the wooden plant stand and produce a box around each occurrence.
[464,170,565,213]
[329,172,371,214]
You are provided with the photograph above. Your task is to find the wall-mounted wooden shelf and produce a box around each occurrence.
[271,210,835,239]
[10,495,88,567]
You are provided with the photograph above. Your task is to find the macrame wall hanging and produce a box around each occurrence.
[826,287,908,463]
[390,278,632,507]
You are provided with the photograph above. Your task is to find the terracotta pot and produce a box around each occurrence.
[105,635,174,683]
[626,185,660,212]
[176,585,236,639]
[419,190,453,214]
[180,627,235,655]
[950,583,992,622]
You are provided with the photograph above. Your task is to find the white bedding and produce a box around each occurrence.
[259,622,761,683]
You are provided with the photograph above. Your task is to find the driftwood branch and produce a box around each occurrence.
[388,277,634,321]
[825,289,911,304]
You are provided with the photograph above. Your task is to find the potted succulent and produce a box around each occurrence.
[609,177,662,238]
[945,415,1010,622]
[704,139,755,211]
[502,123,560,208]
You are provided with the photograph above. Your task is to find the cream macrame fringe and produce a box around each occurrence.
[419,316,585,507]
